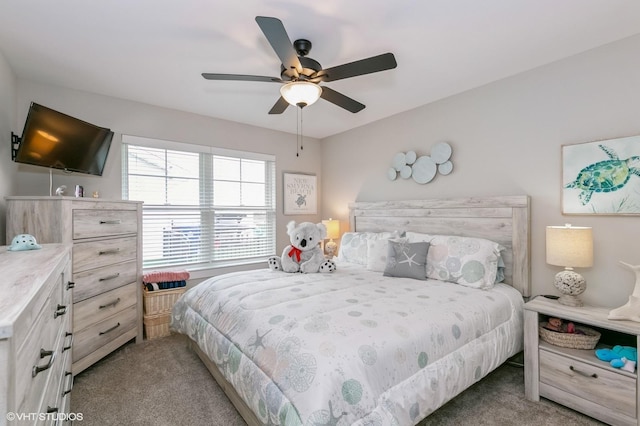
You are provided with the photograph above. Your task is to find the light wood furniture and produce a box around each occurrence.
[188,195,532,426]
[525,296,640,426]
[5,196,143,375]
[0,244,73,426]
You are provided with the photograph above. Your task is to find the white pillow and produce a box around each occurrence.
[337,231,401,265]
[366,237,406,272]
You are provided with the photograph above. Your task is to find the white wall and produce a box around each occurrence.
[10,80,322,272]
[0,50,16,244]
[321,34,640,309]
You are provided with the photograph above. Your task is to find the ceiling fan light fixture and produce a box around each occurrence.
[280,81,322,107]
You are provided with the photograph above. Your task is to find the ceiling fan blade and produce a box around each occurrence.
[312,52,397,82]
[268,96,290,114]
[255,16,302,73]
[320,86,365,113]
[202,73,282,83]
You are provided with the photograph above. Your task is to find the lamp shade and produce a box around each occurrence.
[546,224,593,268]
[322,218,340,240]
[280,81,322,107]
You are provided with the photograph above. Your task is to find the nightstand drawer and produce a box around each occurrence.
[73,209,138,239]
[540,349,636,418]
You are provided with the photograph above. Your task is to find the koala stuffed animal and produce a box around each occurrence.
[268,220,336,273]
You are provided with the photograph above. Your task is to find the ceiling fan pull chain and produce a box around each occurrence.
[296,107,300,157]
[300,106,304,152]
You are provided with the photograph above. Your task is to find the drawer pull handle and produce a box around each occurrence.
[46,406,58,414]
[99,298,121,309]
[54,304,67,318]
[100,219,121,224]
[569,365,598,378]
[32,349,56,377]
[67,281,75,290]
[99,248,121,255]
[99,273,121,281]
[99,322,121,335]
[63,371,73,396]
[63,332,73,352]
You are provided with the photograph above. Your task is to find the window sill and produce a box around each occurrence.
[143,257,269,281]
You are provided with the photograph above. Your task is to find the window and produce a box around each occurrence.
[122,135,276,270]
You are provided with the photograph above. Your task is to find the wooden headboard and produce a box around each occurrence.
[348,195,531,297]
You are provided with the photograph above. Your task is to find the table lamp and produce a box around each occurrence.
[546,224,593,307]
[322,218,340,259]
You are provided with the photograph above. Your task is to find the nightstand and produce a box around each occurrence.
[524,296,640,426]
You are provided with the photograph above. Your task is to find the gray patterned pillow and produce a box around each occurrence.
[383,241,429,280]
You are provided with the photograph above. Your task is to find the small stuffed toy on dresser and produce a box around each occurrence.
[268,220,336,273]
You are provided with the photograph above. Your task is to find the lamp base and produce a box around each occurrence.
[557,294,584,307]
[608,295,640,322]
[554,269,586,307]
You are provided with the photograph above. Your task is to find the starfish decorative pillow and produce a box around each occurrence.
[383,240,429,280]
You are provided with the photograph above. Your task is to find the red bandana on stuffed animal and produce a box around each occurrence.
[288,246,302,262]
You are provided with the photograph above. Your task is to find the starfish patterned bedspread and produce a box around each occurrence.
[171,262,523,425]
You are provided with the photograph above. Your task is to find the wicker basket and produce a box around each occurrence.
[539,322,601,349]
[144,312,172,340]
[143,287,186,315]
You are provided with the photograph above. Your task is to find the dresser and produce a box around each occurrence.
[6,196,143,375]
[0,244,73,426]
[525,296,640,426]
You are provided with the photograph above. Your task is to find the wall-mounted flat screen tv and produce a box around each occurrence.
[13,102,114,176]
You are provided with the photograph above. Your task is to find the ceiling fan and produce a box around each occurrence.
[202,16,398,114]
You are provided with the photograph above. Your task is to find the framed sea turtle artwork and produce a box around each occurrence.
[283,172,317,215]
[562,135,640,215]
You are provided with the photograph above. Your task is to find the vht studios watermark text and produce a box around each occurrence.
[6,411,83,422]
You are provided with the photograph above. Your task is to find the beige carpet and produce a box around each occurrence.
[71,334,604,425]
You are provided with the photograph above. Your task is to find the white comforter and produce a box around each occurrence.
[171,262,523,426]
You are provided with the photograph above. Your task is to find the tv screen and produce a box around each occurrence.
[14,102,114,176]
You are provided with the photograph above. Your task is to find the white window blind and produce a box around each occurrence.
[122,136,276,270]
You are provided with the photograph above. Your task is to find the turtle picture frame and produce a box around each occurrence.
[283,172,317,215]
[562,135,640,215]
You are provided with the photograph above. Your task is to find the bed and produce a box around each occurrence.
[171,195,531,425]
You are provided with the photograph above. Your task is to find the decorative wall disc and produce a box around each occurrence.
[438,160,453,175]
[400,165,412,179]
[405,150,417,165]
[431,142,452,164]
[392,153,406,171]
[387,167,398,181]
[412,156,437,184]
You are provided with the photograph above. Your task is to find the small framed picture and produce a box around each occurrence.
[283,172,317,215]
[562,135,640,215]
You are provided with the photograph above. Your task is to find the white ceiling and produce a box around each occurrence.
[1,1,639,139]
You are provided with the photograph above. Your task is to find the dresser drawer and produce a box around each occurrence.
[36,315,72,420]
[540,349,636,417]
[73,209,138,239]
[72,304,138,363]
[16,284,68,416]
[74,283,137,330]
[73,236,137,272]
[72,260,137,303]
